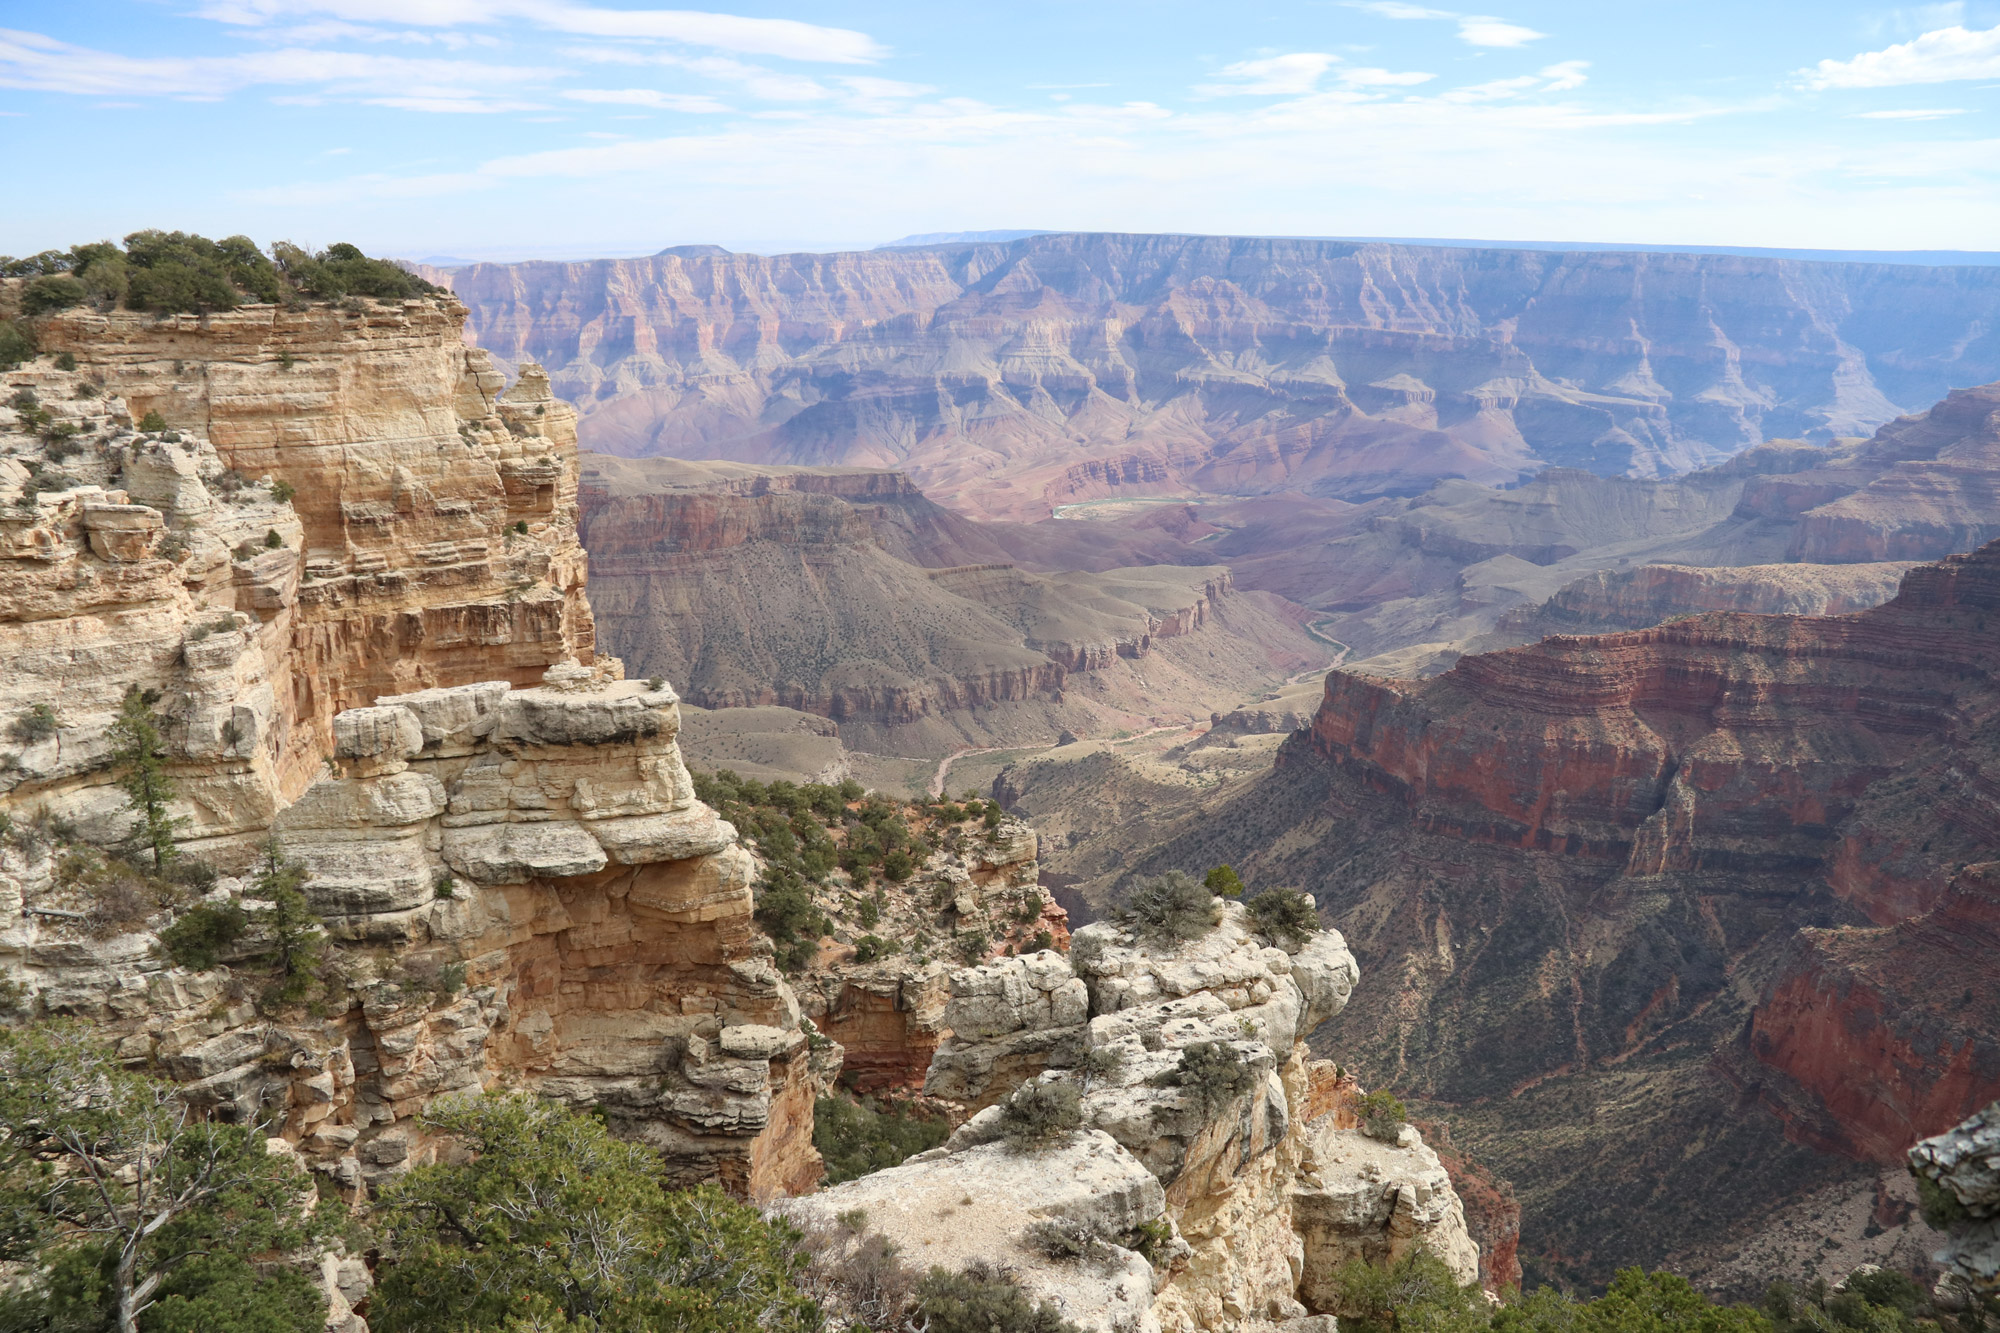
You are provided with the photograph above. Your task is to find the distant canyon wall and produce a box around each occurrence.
[433,234,2000,520]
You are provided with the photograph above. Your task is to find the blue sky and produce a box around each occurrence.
[5,1,2000,260]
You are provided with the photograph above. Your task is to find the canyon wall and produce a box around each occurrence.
[436,234,2000,520]
[0,300,828,1204]
[577,453,1327,754]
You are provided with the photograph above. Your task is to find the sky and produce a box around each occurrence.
[6,1,2000,260]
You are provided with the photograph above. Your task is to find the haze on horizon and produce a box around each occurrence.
[7,1,2000,261]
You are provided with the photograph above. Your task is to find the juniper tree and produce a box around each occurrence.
[107,685,181,870]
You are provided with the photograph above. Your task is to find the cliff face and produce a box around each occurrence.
[1105,535,2000,1287]
[790,903,1489,1332]
[0,304,826,1203]
[576,453,1327,753]
[1498,562,1913,639]
[436,236,2000,521]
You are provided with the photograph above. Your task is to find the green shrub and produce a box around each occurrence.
[9,704,57,745]
[1332,1248,1490,1333]
[1121,869,1219,942]
[1204,864,1245,897]
[138,409,168,432]
[1161,1040,1255,1117]
[998,1079,1083,1152]
[1915,1174,1969,1229]
[270,479,295,505]
[852,933,896,964]
[955,929,990,962]
[272,241,440,301]
[18,274,87,315]
[1247,886,1320,948]
[754,865,830,973]
[813,1094,950,1184]
[158,900,249,971]
[0,320,33,367]
[52,351,75,371]
[914,1262,1083,1333]
[263,528,283,549]
[432,870,457,900]
[1358,1089,1407,1142]
[1031,928,1055,952]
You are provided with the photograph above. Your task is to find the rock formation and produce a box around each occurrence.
[434,235,2000,520]
[577,453,1329,754]
[1080,532,2000,1288]
[791,900,1485,1332]
[0,296,825,1204]
[1909,1102,2000,1297]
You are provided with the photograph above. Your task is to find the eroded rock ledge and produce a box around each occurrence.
[791,903,1482,1333]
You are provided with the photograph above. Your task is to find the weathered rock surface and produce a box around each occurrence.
[437,235,2000,521]
[1910,1102,2000,1296]
[809,901,1476,1332]
[577,453,1327,751]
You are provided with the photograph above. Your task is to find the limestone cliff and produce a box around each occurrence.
[790,901,1484,1333]
[0,302,824,1203]
[436,235,2000,521]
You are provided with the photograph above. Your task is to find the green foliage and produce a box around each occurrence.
[1359,1089,1408,1142]
[852,933,896,964]
[370,1092,815,1333]
[755,865,831,974]
[1493,1269,1774,1333]
[138,410,168,433]
[0,320,33,368]
[107,686,182,871]
[0,1023,331,1333]
[10,703,56,745]
[432,870,458,900]
[19,274,87,316]
[1121,869,1220,942]
[998,1079,1083,1153]
[1161,1040,1256,1117]
[52,351,76,371]
[813,1094,950,1185]
[263,529,282,549]
[513,519,529,534]
[1204,864,1245,898]
[913,1262,1083,1333]
[250,839,323,1009]
[1247,886,1321,948]
[271,241,440,302]
[1334,1248,1493,1333]
[157,900,248,971]
[269,479,295,505]
[1915,1174,1969,1229]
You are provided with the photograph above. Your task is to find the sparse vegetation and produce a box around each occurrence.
[813,1093,951,1184]
[107,685,182,870]
[1121,868,1220,942]
[1247,885,1320,948]
[913,1262,1084,1333]
[9,703,57,745]
[1159,1039,1256,1117]
[1358,1089,1408,1142]
[270,478,296,504]
[369,1092,815,1333]
[998,1078,1084,1152]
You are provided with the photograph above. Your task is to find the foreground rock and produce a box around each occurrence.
[793,902,1481,1332]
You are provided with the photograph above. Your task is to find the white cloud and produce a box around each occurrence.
[1539,60,1589,91]
[190,0,885,63]
[563,87,731,112]
[0,27,545,104]
[1854,106,1966,118]
[1201,53,1342,96]
[1344,3,1546,47]
[1806,23,2000,87]
[1457,17,1545,47]
[1342,67,1437,87]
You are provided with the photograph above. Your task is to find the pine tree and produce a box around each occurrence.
[107,685,182,870]
[252,838,322,1007]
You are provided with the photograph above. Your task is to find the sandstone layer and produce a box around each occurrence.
[0,302,827,1205]
[1067,536,2000,1290]
[434,234,2000,520]
[791,901,1487,1332]
[577,453,1330,755]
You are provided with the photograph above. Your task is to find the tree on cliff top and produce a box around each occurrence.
[0,234,437,316]
[0,1023,330,1333]
[369,1092,816,1333]
[107,686,182,871]
[1121,869,1220,942]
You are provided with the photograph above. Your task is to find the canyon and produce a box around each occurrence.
[0,281,1498,1333]
[435,234,2000,522]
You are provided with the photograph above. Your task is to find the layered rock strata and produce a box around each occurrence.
[1909,1102,2000,1296]
[791,902,1482,1332]
[0,304,827,1202]
[437,235,2000,520]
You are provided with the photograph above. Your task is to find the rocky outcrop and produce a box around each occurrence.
[1499,561,1913,639]
[577,453,1324,750]
[438,235,2000,520]
[793,902,1480,1332]
[1909,1102,2000,1296]
[0,304,827,1204]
